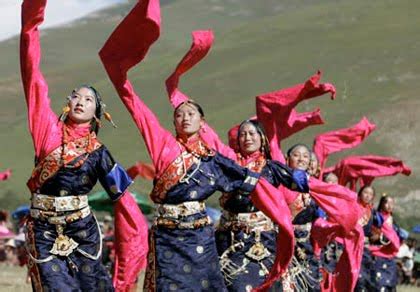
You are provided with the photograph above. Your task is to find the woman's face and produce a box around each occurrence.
[308,153,319,176]
[174,103,203,138]
[324,173,338,184]
[359,186,374,205]
[68,87,97,124]
[382,197,394,213]
[238,123,262,155]
[288,146,310,170]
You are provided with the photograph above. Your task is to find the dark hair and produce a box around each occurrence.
[357,185,376,198]
[237,119,271,159]
[377,194,393,212]
[72,84,103,134]
[0,210,8,222]
[286,144,311,158]
[174,100,205,118]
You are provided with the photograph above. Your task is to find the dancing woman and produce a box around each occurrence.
[215,120,304,291]
[99,1,309,290]
[20,1,143,290]
[162,29,310,291]
[283,144,324,291]
[354,185,377,292]
[370,195,401,292]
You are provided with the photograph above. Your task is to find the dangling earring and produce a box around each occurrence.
[104,111,117,128]
[59,96,72,122]
[59,104,70,122]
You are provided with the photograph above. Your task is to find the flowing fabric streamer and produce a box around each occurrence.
[369,212,400,258]
[326,155,411,191]
[313,117,376,176]
[113,192,149,291]
[250,179,295,291]
[256,71,336,162]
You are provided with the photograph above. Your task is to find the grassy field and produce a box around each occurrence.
[0,0,419,224]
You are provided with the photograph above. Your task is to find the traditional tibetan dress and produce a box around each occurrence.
[216,152,303,291]
[370,211,401,292]
[20,1,132,290]
[283,192,321,292]
[354,202,375,292]
[26,128,131,291]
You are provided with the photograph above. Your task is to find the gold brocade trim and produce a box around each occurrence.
[150,151,198,203]
[25,219,44,292]
[27,133,102,193]
[218,210,275,233]
[143,227,157,292]
[154,216,212,230]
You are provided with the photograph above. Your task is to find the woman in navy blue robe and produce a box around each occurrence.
[20,1,133,290]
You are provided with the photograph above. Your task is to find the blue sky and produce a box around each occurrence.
[0,0,126,41]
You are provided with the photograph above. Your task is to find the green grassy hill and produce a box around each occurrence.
[0,0,418,223]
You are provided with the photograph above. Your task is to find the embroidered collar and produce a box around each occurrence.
[176,135,214,157]
[237,151,266,173]
[27,131,102,193]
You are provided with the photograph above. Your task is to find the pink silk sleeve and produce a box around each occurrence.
[99,0,180,176]
[126,162,155,181]
[313,117,376,174]
[308,177,360,234]
[326,155,411,191]
[311,218,342,251]
[333,223,365,291]
[250,178,294,291]
[0,169,12,181]
[20,0,61,160]
[311,213,364,291]
[369,214,400,258]
[282,108,324,140]
[166,30,214,108]
[113,192,149,291]
[256,71,336,162]
[165,30,236,159]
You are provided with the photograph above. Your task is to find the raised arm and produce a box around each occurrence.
[165,30,236,159]
[20,0,59,159]
[99,0,179,175]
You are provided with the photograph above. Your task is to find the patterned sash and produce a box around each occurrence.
[27,133,102,193]
[150,139,214,203]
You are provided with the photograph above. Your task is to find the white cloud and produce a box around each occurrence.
[0,0,126,42]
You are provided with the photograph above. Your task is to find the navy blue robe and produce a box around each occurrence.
[146,153,260,292]
[215,160,297,291]
[26,146,132,292]
[292,201,321,292]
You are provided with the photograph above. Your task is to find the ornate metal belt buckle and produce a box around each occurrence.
[246,242,270,261]
[50,234,79,257]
